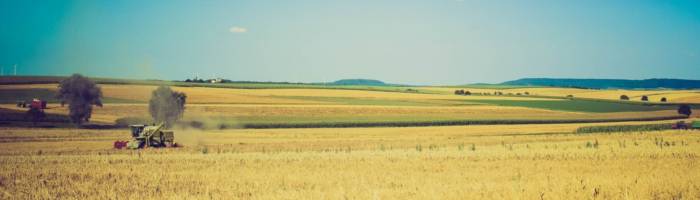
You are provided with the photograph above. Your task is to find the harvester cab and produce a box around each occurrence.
[114,122,177,149]
[130,125,145,137]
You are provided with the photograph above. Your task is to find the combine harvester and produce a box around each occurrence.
[114,122,179,149]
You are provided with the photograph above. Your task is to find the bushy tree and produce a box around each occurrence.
[660,97,667,102]
[620,95,629,101]
[149,86,187,127]
[56,74,103,126]
[678,104,692,117]
[641,96,649,101]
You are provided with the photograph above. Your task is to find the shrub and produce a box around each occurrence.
[149,86,187,127]
[26,107,46,125]
[678,104,692,116]
[660,97,667,102]
[641,96,649,101]
[620,95,630,101]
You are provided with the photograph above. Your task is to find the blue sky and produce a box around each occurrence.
[1,0,699,85]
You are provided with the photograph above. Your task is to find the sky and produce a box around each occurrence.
[1,0,699,85]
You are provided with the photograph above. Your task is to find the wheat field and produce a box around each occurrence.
[0,124,698,199]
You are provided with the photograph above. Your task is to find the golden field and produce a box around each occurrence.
[0,84,558,104]
[0,124,699,199]
[7,83,699,103]
[1,83,699,199]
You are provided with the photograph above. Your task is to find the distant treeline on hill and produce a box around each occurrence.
[502,78,700,89]
[330,79,387,86]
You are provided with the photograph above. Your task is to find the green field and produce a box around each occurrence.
[463,99,676,112]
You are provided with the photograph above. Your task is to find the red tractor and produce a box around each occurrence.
[30,99,47,109]
[17,99,47,109]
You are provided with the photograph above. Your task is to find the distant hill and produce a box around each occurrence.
[330,79,387,86]
[502,78,700,89]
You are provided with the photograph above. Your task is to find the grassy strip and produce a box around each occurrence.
[575,123,674,134]
[240,115,686,129]
[0,88,143,103]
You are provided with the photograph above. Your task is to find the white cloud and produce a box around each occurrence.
[229,26,248,33]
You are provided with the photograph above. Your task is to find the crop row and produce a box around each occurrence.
[240,115,686,129]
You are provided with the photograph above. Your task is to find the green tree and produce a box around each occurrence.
[56,74,103,126]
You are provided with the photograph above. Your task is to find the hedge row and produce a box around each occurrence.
[575,123,674,134]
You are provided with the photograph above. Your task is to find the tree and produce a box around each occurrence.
[678,104,692,117]
[454,90,464,95]
[464,91,471,95]
[56,74,103,126]
[660,97,667,102]
[26,107,45,126]
[620,95,629,101]
[641,96,649,101]
[149,86,187,127]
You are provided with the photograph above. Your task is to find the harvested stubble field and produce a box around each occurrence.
[0,124,699,199]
